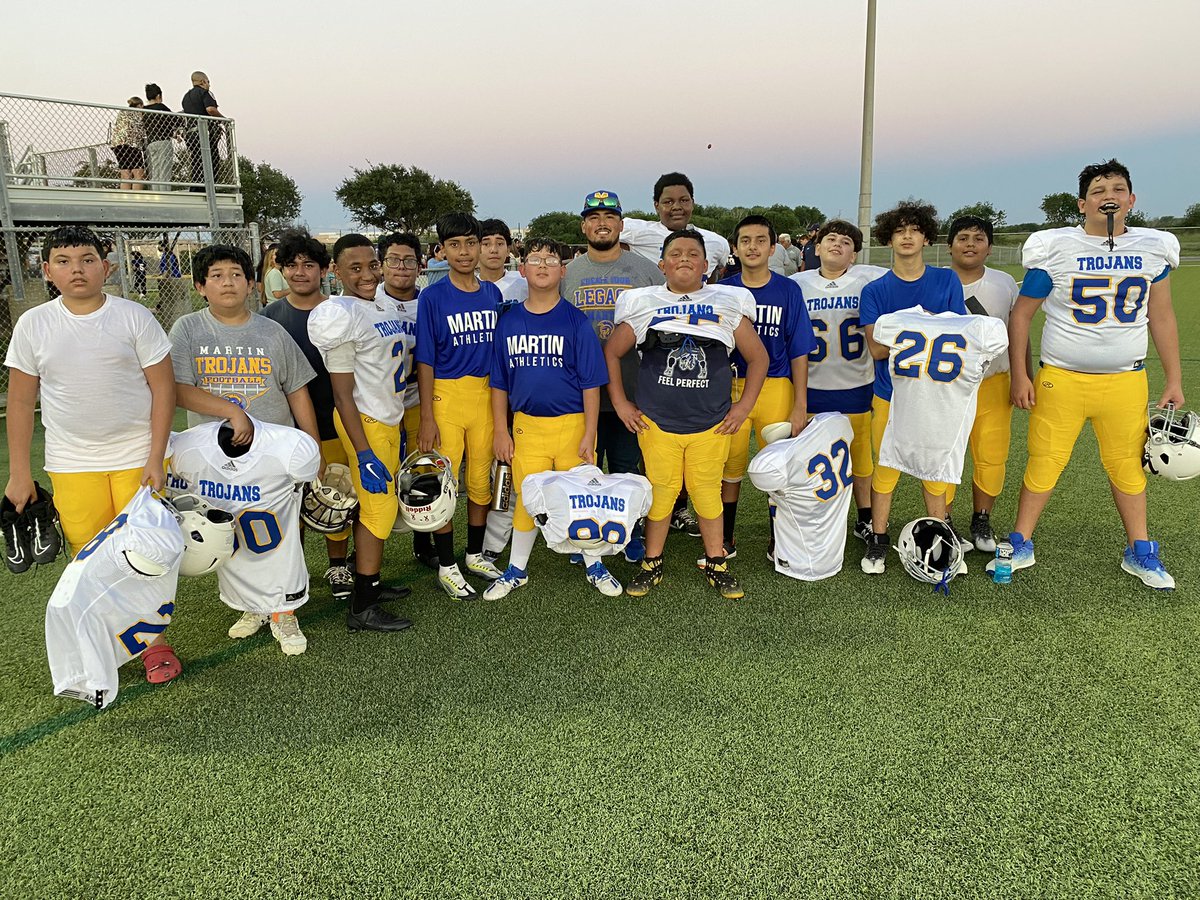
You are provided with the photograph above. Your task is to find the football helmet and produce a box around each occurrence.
[1143,406,1200,481]
[301,463,359,533]
[897,517,965,586]
[396,451,457,532]
[164,493,236,576]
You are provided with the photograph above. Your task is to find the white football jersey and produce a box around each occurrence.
[374,285,421,410]
[168,419,320,613]
[955,267,1019,375]
[791,265,888,391]
[1022,226,1179,374]
[615,282,755,351]
[494,271,529,304]
[873,308,1009,483]
[308,295,415,425]
[45,487,184,709]
[520,465,652,557]
[620,217,730,279]
[746,412,856,581]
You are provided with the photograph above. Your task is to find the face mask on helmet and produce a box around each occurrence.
[897,517,966,588]
[164,493,236,577]
[397,451,457,532]
[301,463,359,533]
[1143,406,1200,482]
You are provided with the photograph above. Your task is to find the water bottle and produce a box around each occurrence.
[491,462,513,512]
[993,539,1013,585]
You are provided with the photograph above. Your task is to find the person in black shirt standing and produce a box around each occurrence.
[181,71,223,191]
[143,83,179,191]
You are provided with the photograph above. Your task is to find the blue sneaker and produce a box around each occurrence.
[624,537,645,564]
[483,565,529,600]
[568,553,584,566]
[985,531,1035,574]
[1121,540,1175,590]
[585,561,623,597]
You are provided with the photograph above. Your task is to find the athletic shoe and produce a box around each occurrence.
[695,541,737,569]
[1,496,32,575]
[465,552,503,581]
[853,518,872,543]
[481,549,503,566]
[323,564,354,601]
[985,531,1035,575]
[703,557,744,599]
[625,557,664,597]
[228,611,269,639]
[970,512,997,554]
[1120,540,1175,590]
[413,544,439,570]
[624,537,645,564]
[766,540,775,564]
[346,605,413,633]
[670,506,702,538]
[438,564,477,599]
[944,514,974,553]
[484,565,529,600]
[568,553,584,566]
[26,483,62,565]
[377,582,412,602]
[860,532,889,575]
[270,612,307,655]
[585,561,623,597]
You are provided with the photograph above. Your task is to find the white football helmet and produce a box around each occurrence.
[397,451,457,532]
[164,493,236,576]
[301,463,359,533]
[1143,406,1200,482]
[897,517,966,586]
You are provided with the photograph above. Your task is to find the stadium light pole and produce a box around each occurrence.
[857,0,878,264]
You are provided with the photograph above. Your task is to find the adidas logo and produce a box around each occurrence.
[825,281,838,288]
[586,478,602,487]
[220,461,238,472]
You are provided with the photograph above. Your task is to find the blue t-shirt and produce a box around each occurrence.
[721,271,816,378]
[491,300,608,417]
[414,278,501,379]
[859,266,968,401]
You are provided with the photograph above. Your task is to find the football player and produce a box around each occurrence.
[717,215,816,563]
[308,234,415,632]
[478,218,528,304]
[1000,159,1183,589]
[605,230,768,599]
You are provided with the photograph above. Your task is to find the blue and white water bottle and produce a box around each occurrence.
[993,539,1013,585]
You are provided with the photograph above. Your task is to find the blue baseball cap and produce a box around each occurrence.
[580,190,622,217]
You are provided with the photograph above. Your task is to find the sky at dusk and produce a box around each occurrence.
[3,0,1198,232]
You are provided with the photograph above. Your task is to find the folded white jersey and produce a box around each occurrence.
[521,465,652,556]
[45,487,184,709]
[747,412,855,581]
[168,418,319,613]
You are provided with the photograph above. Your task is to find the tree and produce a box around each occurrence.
[336,163,474,234]
[526,211,584,245]
[1041,192,1082,228]
[1182,203,1200,227]
[946,201,1007,229]
[1125,210,1149,228]
[72,159,120,188]
[238,156,302,233]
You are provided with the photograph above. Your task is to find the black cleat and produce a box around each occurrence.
[347,605,413,633]
[26,483,62,565]
[625,556,664,597]
[860,531,890,575]
[970,511,997,553]
[377,583,412,602]
[2,495,33,574]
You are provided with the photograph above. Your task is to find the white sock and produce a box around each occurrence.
[582,553,603,570]
[509,528,538,571]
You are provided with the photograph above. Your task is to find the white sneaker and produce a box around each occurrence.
[586,561,623,597]
[483,565,529,600]
[465,552,503,581]
[228,611,268,639]
[270,612,307,655]
[439,563,477,599]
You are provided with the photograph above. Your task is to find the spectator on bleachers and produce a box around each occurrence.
[143,83,179,191]
[111,97,147,191]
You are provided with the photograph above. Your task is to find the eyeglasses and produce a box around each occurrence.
[583,196,620,210]
[525,256,561,268]
[383,257,419,270]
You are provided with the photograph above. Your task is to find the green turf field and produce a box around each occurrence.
[2,267,1198,898]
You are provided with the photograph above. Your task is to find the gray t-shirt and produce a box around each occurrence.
[169,308,316,428]
[561,250,665,409]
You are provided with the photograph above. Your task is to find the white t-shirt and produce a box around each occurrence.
[374,285,422,410]
[614,282,755,351]
[873,308,1009,483]
[168,419,319,614]
[955,266,1019,375]
[45,487,184,709]
[521,465,652,557]
[308,294,415,426]
[791,265,888,392]
[5,295,172,472]
[1022,226,1179,374]
[620,218,730,279]
[493,271,529,304]
[746,412,856,581]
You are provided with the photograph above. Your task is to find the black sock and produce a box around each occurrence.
[768,517,775,546]
[722,501,738,544]
[328,556,347,568]
[673,492,687,513]
[857,507,871,524]
[466,523,485,555]
[413,530,433,555]
[352,572,379,613]
[434,530,455,568]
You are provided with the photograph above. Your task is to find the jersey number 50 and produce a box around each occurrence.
[1069,276,1148,325]
[567,518,627,546]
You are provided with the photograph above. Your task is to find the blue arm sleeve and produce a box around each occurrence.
[1020,268,1053,298]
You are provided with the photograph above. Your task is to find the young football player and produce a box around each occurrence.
[308,234,415,632]
[605,230,768,599]
[483,237,612,599]
[478,218,528,304]
[791,220,888,540]
[415,212,504,597]
[375,232,436,569]
[859,202,969,574]
[716,215,815,562]
[944,216,1022,552]
[262,230,356,599]
[1000,159,1183,589]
